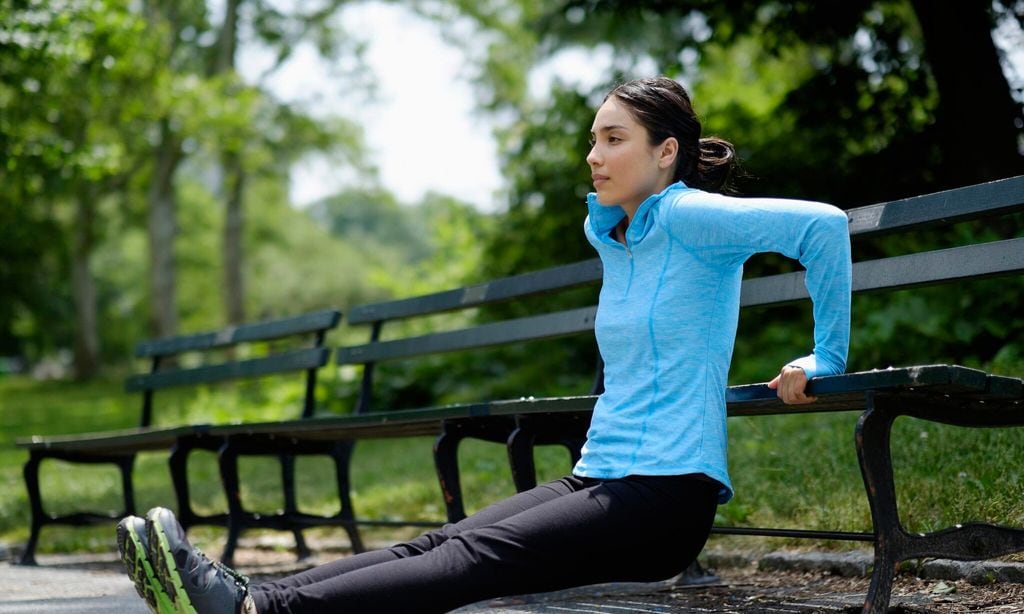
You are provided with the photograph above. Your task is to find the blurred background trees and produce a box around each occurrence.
[428,0,1024,386]
[1,0,1022,386]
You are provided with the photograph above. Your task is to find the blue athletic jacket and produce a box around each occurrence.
[573,181,852,503]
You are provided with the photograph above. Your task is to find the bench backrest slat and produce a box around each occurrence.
[340,236,1024,365]
[338,307,597,364]
[134,309,341,358]
[847,175,1024,237]
[126,348,331,392]
[741,236,1024,307]
[346,260,602,325]
[343,176,1024,329]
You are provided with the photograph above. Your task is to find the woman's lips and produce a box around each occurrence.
[592,174,609,187]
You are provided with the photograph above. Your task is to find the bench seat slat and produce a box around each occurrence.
[15,425,204,454]
[134,309,340,358]
[338,307,597,364]
[192,366,1020,442]
[22,366,1019,456]
[125,347,330,392]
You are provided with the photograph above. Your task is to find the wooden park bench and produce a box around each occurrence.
[15,309,342,565]
[208,175,1024,613]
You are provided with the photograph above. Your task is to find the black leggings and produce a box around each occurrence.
[252,474,718,614]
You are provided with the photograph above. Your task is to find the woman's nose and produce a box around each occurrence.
[586,146,599,166]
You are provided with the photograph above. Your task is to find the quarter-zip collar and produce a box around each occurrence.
[587,181,692,248]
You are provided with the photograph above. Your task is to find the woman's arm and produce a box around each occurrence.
[667,191,853,402]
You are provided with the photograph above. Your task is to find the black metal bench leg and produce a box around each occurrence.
[855,393,901,614]
[117,455,137,517]
[434,427,466,522]
[218,440,244,567]
[169,440,196,530]
[279,453,312,560]
[331,441,365,554]
[20,452,44,566]
[506,426,538,493]
[562,436,584,466]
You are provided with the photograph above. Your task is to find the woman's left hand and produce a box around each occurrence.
[767,365,817,405]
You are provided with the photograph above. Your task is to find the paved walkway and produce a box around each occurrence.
[4,550,1023,613]
[0,554,147,614]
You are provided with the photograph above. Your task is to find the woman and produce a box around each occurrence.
[117,76,852,614]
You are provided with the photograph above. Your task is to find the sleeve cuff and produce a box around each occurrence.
[786,355,819,380]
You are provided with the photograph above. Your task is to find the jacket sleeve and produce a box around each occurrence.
[664,191,852,379]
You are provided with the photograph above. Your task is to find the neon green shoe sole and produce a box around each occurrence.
[116,516,177,614]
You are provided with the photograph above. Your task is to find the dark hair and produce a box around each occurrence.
[606,77,738,194]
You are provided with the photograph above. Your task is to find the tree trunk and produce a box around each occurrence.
[910,0,1024,185]
[70,192,100,379]
[222,152,246,324]
[216,0,247,325]
[147,119,182,339]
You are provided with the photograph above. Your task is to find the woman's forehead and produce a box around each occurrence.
[591,98,638,133]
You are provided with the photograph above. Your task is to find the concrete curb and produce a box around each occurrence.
[703,548,1024,585]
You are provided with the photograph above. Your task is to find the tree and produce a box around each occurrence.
[1,0,370,375]
[539,0,1023,197]
[1,1,160,377]
[141,0,369,334]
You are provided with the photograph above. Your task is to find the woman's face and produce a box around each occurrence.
[587,96,675,216]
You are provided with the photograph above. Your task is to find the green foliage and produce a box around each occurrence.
[245,179,384,321]
[311,189,502,412]
[0,0,372,372]
[0,0,160,359]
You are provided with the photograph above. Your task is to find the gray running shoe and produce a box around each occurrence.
[116,515,177,614]
[145,507,250,614]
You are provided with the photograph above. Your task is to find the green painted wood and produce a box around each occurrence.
[338,307,597,364]
[344,176,1024,328]
[134,309,340,358]
[124,348,329,392]
[339,236,1024,365]
[15,425,205,453]
[846,175,1024,237]
[346,260,602,324]
[741,237,1024,307]
[22,365,1020,453]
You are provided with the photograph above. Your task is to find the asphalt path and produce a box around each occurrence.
[0,554,148,613]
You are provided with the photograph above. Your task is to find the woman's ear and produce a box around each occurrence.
[658,137,679,170]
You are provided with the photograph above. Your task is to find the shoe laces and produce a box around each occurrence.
[189,546,250,593]
[213,558,250,589]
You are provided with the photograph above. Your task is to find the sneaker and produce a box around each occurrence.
[116,515,177,614]
[145,507,251,614]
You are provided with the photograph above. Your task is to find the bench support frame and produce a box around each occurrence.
[20,450,136,566]
[857,391,1024,613]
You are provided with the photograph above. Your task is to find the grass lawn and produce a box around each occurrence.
[1,374,1022,557]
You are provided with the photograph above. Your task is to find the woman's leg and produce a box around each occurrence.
[253,475,586,593]
[254,474,717,614]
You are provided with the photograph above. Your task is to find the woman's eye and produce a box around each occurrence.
[608,136,620,143]
[588,136,596,146]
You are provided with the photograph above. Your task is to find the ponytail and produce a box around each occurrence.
[695,136,737,195]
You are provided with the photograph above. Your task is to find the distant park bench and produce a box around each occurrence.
[15,309,344,565]
[18,176,1024,614]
